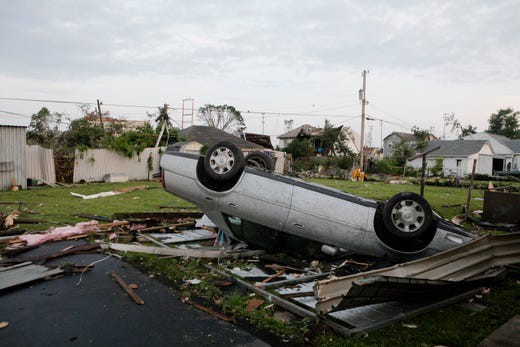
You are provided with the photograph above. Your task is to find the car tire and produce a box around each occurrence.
[244,152,274,171]
[382,192,433,239]
[204,141,244,182]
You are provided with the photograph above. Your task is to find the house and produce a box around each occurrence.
[407,140,494,176]
[277,124,321,148]
[462,132,513,172]
[505,140,520,171]
[277,124,361,155]
[383,132,438,158]
[244,133,274,150]
[0,125,27,190]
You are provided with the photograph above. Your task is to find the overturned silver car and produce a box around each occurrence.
[161,141,474,259]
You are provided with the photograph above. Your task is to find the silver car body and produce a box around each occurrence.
[161,151,474,259]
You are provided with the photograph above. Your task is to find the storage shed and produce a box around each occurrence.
[0,125,27,190]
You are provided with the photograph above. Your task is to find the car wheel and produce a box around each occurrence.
[244,152,274,171]
[204,141,244,182]
[382,192,433,239]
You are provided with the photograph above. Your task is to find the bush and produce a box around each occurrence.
[284,139,315,159]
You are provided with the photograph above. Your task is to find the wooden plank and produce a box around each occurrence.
[100,242,264,259]
[113,212,203,221]
[109,272,144,305]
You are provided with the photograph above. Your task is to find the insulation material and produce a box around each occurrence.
[17,221,100,246]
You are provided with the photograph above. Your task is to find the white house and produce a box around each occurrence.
[407,140,494,176]
[463,132,513,172]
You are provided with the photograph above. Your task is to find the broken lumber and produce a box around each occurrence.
[73,214,112,222]
[182,298,236,323]
[100,242,264,259]
[136,222,196,233]
[113,212,203,221]
[109,272,144,305]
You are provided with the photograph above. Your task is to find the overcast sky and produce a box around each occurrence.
[1,0,519,146]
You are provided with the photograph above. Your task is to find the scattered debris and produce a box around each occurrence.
[128,283,138,289]
[314,233,520,314]
[246,298,265,312]
[213,280,234,287]
[71,185,149,200]
[10,221,102,247]
[182,298,236,324]
[100,242,264,259]
[402,323,417,329]
[185,279,202,285]
[0,321,8,329]
[0,262,64,291]
[73,214,113,222]
[109,272,144,305]
[113,211,203,221]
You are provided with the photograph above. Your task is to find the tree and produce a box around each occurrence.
[411,126,430,151]
[284,139,315,159]
[26,107,63,147]
[198,104,245,136]
[488,108,520,139]
[391,141,414,166]
[451,119,477,139]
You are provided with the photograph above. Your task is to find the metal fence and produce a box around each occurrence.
[73,147,165,183]
[0,126,26,190]
[26,145,56,184]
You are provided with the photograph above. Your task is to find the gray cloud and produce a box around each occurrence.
[0,0,519,82]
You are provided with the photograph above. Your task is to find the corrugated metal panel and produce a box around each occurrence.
[73,147,165,182]
[26,145,56,184]
[0,126,27,191]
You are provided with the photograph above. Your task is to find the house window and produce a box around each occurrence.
[456,159,462,167]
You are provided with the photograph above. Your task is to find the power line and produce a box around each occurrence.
[1,95,360,121]
[0,96,173,110]
[240,110,358,118]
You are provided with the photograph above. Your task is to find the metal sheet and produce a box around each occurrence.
[150,229,215,244]
[482,190,520,224]
[0,125,27,190]
[314,233,520,314]
[26,145,56,184]
[0,263,64,290]
[73,147,165,183]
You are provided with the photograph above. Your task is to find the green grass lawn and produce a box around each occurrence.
[0,181,195,230]
[1,179,518,346]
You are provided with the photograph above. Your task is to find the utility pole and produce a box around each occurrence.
[97,99,104,129]
[261,113,265,134]
[359,70,368,171]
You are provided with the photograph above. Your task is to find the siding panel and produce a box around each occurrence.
[26,145,56,184]
[0,126,26,191]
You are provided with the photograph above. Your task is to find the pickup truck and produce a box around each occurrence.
[160,141,474,259]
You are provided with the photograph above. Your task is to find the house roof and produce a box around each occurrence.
[179,125,263,149]
[384,132,417,141]
[277,124,320,139]
[505,140,520,153]
[422,140,489,157]
[463,132,513,155]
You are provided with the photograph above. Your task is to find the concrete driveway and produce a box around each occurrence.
[0,241,268,346]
